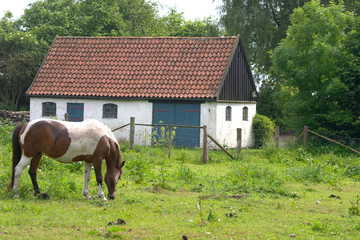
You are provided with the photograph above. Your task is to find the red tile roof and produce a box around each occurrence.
[27,36,239,99]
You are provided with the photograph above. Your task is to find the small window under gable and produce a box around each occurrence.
[243,106,248,121]
[103,103,117,118]
[226,106,232,121]
[42,102,56,117]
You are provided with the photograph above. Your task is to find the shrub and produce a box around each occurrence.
[252,114,275,148]
[0,120,17,146]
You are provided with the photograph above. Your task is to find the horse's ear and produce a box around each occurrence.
[120,161,126,168]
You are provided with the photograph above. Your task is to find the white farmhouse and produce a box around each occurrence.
[27,36,257,148]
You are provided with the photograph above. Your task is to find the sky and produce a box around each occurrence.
[0,0,221,21]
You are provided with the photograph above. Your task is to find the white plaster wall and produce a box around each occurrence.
[30,97,153,145]
[30,97,256,148]
[200,102,217,148]
[214,102,256,148]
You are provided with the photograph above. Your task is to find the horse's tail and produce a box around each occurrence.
[7,123,24,191]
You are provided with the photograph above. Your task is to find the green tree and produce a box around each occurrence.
[219,0,308,76]
[219,0,360,78]
[21,0,222,45]
[271,1,359,137]
[0,0,221,110]
[161,8,222,37]
[20,0,167,44]
[0,13,47,110]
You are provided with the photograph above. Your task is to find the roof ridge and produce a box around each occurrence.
[57,36,238,39]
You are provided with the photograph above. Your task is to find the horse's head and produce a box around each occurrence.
[105,143,125,200]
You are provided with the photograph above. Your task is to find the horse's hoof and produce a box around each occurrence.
[82,193,92,199]
[38,193,50,199]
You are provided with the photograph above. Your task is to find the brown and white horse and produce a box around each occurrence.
[8,119,125,200]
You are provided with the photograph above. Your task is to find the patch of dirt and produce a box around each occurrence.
[278,133,297,147]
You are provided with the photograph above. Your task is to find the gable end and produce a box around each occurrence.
[218,39,257,102]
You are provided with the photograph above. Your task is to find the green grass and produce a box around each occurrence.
[1,122,360,239]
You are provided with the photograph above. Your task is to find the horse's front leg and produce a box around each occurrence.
[82,162,92,199]
[13,155,32,198]
[93,158,107,201]
[28,153,42,196]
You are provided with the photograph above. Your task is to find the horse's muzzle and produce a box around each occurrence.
[108,193,115,200]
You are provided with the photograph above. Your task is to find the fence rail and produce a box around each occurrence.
[297,126,360,155]
[112,117,240,164]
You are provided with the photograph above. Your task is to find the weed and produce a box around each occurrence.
[155,166,171,189]
[311,221,329,232]
[0,119,17,145]
[105,226,125,238]
[124,196,144,205]
[345,165,360,181]
[176,164,198,185]
[287,164,324,183]
[151,122,176,147]
[176,151,188,163]
[196,197,206,226]
[91,198,107,207]
[226,162,288,196]
[348,195,360,216]
[355,222,360,231]
[124,151,152,183]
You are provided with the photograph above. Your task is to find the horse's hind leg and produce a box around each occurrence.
[82,162,92,199]
[29,153,42,196]
[13,155,32,198]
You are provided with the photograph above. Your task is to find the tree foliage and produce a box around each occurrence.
[0,0,222,110]
[0,13,47,110]
[219,0,360,78]
[163,9,222,37]
[20,0,168,44]
[271,1,360,137]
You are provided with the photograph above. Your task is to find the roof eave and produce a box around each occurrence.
[27,94,217,102]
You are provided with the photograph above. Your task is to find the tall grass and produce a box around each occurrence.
[1,120,360,238]
[1,119,360,200]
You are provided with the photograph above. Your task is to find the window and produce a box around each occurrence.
[243,107,248,121]
[226,106,231,121]
[42,102,56,117]
[103,103,117,118]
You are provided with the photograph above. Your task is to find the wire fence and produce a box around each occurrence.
[111,119,360,164]
[296,126,360,155]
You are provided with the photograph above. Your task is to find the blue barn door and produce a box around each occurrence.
[67,103,84,122]
[152,103,175,145]
[175,103,200,147]
[152,102,200,147]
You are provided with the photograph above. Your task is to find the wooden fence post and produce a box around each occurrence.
[203,125,208,164]
[129,117,135,150]
[275,126,280,146]
[64,113,68,121]
[303,126,308,148]
[168,125,172,159]
[236,128,242,157]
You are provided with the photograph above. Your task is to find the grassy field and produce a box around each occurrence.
[1,121,360,239]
